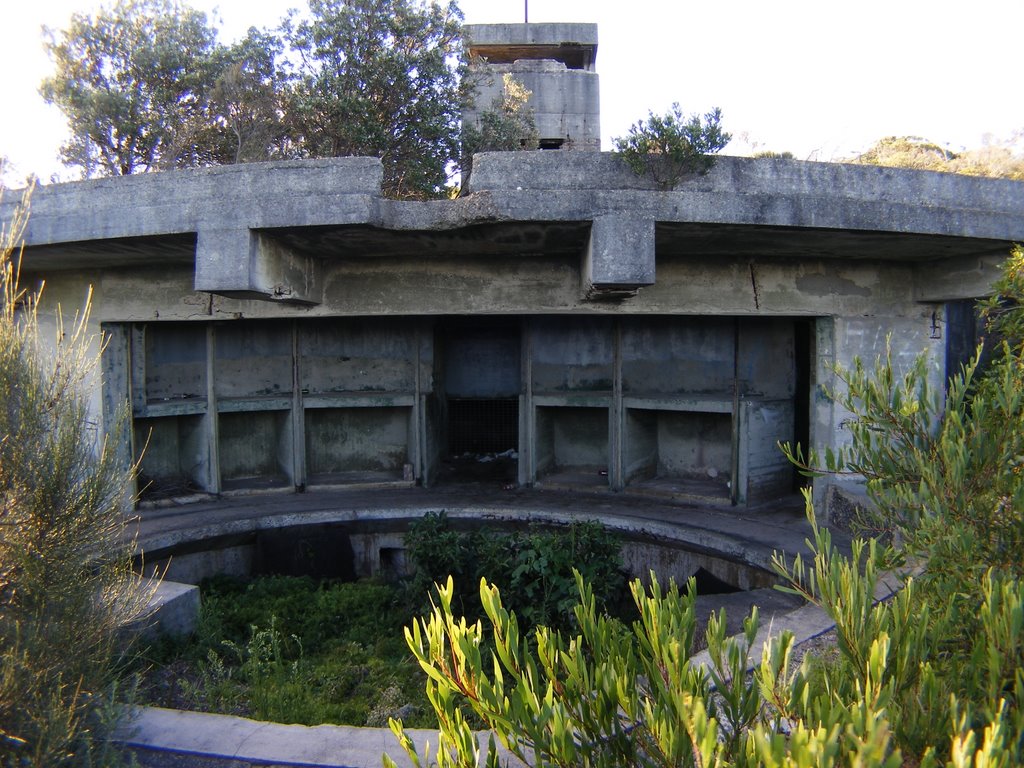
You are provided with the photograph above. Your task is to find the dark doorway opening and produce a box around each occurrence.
[945,299,986,389]
[448,398,519,456]
[438,321,521,484]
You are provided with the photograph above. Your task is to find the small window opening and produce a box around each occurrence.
[538,138,565,150]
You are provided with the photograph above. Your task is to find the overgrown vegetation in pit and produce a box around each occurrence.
[135,517,630,726]
[138,575,432,727]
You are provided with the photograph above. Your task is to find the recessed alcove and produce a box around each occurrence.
[624,407,732,502]
[134,414,206,498]
[217,409,292,492]
[304,406,413,486]
[535,405,610,488]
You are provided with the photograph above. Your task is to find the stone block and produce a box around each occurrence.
[130,580,200,640]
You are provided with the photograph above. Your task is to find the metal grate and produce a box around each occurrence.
[448,398,518,456]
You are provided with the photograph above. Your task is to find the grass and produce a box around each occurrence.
[135,575,435,728]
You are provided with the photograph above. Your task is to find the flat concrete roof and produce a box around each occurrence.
[5,154,1022,275]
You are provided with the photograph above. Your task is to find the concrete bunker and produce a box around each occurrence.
[3,18,1022,527]
[118,313,810,505]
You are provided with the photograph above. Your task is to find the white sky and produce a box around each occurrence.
[1,0,1022,185]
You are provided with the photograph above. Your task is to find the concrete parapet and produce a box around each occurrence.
[127,580,199,640]
[465,153,1024,242]
[4,158,383,247]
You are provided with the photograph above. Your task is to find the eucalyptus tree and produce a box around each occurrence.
[281,0,466,199]
[40,0,225,177]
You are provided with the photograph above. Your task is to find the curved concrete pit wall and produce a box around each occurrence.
[136,507,782,596]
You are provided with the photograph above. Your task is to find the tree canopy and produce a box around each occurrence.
[281,0,465,198]
[40,0,223,176]
[40,0,470,198]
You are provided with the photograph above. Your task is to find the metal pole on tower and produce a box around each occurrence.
[525,0,528,23]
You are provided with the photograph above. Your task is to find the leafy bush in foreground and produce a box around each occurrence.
[387,252,1024,766]
[387,508,1022,767]
[0,186,150,765]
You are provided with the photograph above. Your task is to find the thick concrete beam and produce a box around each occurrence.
[584,215,655,297]
[913,251,1006,302]
[465,23,599,54]
[195,228,322,305]
[4,158,382,246]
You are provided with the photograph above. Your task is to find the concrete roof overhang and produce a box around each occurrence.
[4,153,1021,282]
[465,22,599,70]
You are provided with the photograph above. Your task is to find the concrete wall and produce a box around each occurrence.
[10,153,1023,516]
[95,311,809,504]
[32,240,963,514]
[469,63,601,149]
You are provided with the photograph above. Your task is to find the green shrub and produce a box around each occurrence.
[403,512,626,632]
[387,506,1022,767]
[613,104,731,189]
[0,185,150,765]
[139,575,431,727]
[388,252,1024,767]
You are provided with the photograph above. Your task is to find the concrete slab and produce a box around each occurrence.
[116,706,526,768]
[146,581,201,639]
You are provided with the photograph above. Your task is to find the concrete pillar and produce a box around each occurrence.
[99,323,135,507]
[195,228,322,305]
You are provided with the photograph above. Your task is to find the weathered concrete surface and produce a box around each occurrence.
[585,215,655,290]
[130,486,823,577]
[115,706,444,768]
[10,154,1021,266]
[466,153,1024,247]
[7,158,382,246]
[195,229,322,304]
[464,22,600,150]
[7,152,1023,518]
[468,62,601,150]
[117,705,530,768]
[465,23,599,58]
[134,581,200,639]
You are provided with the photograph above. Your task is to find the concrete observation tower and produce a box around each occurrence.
[463,22,601,151]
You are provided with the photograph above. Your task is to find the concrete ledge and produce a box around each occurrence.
[128,580,200,640]
[131,494,816,576]
[150,581,200,638]
[116,706,528,768]
[465,153,1024,242]
[690,562,908,673]
[10,156,1023,258]
[464,23,598,49]
[114,706,427,768]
